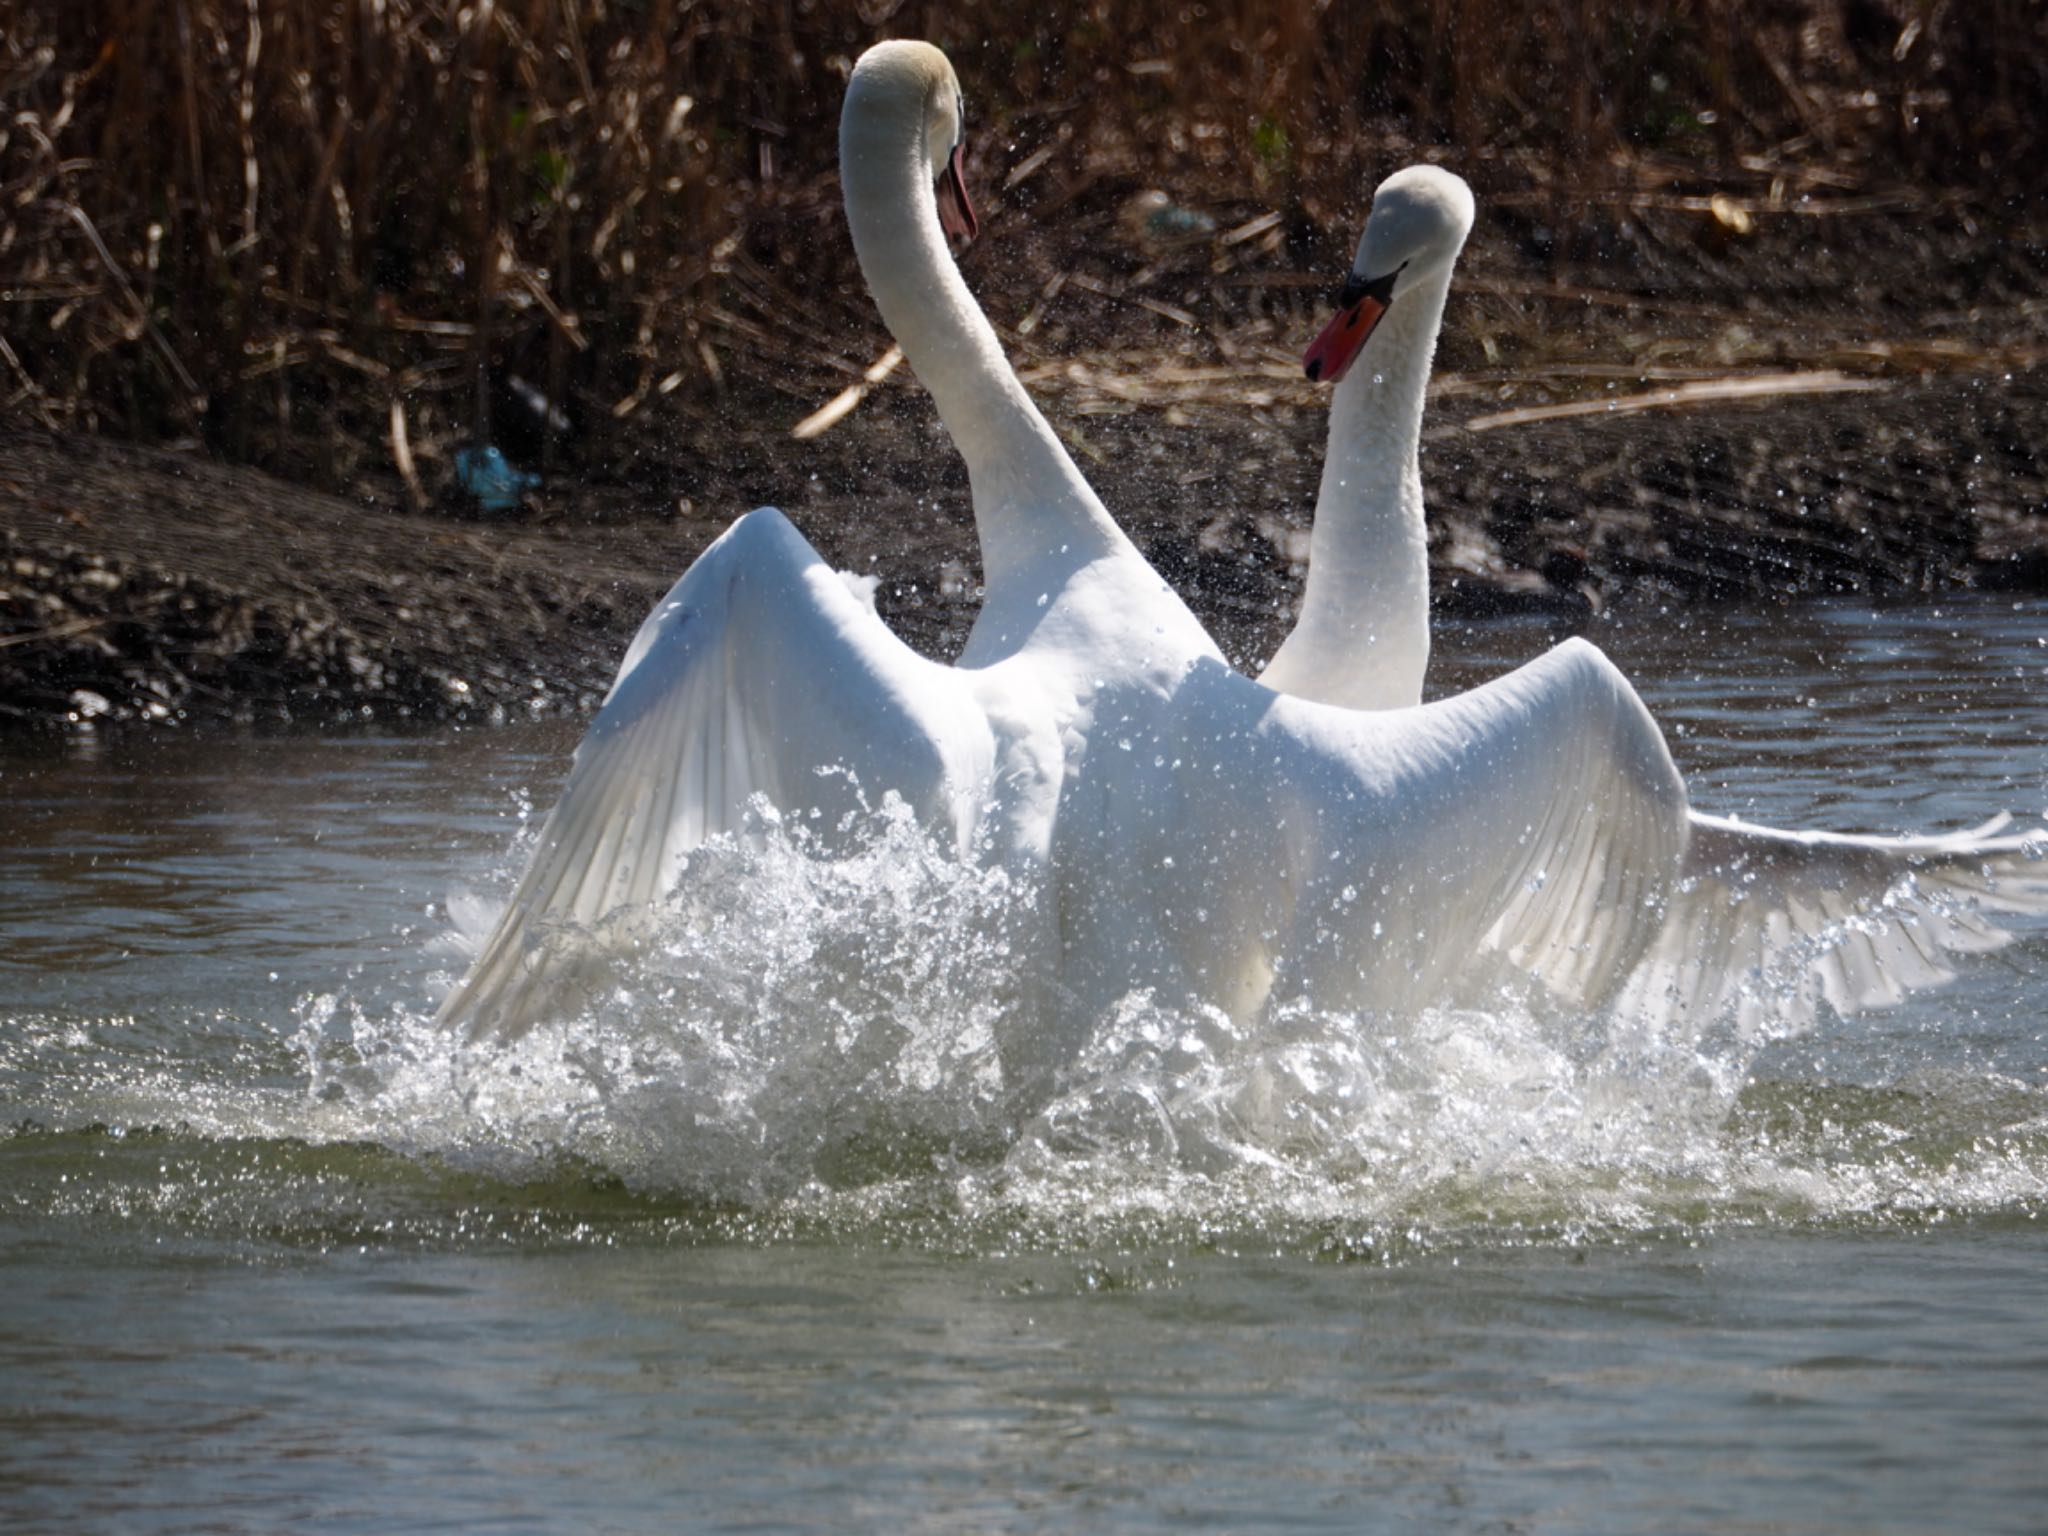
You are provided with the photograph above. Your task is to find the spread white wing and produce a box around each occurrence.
[1618,811,2048,1033]
[1348,636,1693,1011]
[1185,639,2047,1027]
[439,508,997,1042]
[1160,638,1691,1017]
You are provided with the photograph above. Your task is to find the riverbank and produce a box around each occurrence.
[9,0,2048,732]
[6,355,2046,730]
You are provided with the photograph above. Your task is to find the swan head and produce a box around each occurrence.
[1303,165,1474,385]
[846,40,978,241]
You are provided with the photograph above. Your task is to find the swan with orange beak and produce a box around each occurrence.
[934,85,978,242]
[1261,165,1475,710]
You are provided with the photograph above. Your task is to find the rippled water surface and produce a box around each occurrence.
[5,598,2047,1533]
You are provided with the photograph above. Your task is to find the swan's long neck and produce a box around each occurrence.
[839,74,1127,609]
[1258,267,1449,711]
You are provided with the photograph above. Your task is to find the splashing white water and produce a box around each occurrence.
[406,796,1047,1201]
[310,802,2038,1227]
[9,796,2044,1239]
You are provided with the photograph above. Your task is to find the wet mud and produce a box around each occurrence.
[5,358,2045,731]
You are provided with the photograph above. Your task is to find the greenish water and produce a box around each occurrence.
[4,599,2047,1533]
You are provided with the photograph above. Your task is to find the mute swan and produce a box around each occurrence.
[1260,164,2048,1027]
[442,48,2042,1050]
[438,40,1220,1039]
[1259,165,1473,710]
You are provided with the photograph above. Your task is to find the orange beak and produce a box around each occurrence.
[937,142,978,243]
[1302,297,1386,385]
[1302,265,1402,385]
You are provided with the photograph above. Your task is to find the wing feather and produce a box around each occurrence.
[1256,636,2046,1026]
[1331,639,2048,1027]
[1436,638,1691,1008]
[439,507,997,1041]
[1246,638,1691,1013]
[1616,809,2048,1032]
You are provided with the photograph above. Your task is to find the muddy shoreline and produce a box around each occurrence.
[5,357,2046,732]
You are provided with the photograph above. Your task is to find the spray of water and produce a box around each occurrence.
[345,804,2048,1233]
[9,799,2045,1247]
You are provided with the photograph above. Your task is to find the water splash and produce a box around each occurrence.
[8,799,2046,1249]
[411,796,1047,1202]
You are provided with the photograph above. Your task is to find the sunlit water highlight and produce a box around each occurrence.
[6,598,2048,1532]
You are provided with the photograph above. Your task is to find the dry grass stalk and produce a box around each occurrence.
[0,0,2040,489]
[1462,369,1890,432]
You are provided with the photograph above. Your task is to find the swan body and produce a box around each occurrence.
[1256,164,2048,1028]
[440,41,1218,1038]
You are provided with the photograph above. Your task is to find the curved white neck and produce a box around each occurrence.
[839,79,1127,619]
[1258,268,1449,710]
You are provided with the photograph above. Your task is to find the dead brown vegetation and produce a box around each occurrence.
[3,0,2043,494]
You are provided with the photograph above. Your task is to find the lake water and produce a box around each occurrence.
[4,598,2047,1533]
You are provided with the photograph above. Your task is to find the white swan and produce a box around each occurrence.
[1259,165,1473,710]
[1261,164,2048,1028]
[438,40,1220,1039]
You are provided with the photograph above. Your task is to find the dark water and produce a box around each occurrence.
[5,598,2047,1533]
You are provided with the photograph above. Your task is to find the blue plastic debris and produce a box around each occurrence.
[454,444,540,511]
[1124,189,1218,244]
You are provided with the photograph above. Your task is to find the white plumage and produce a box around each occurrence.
[1263,163,2048,1033]
[439,54,2045,1048]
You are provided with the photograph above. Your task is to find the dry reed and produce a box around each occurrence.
[1,0,2041,488]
